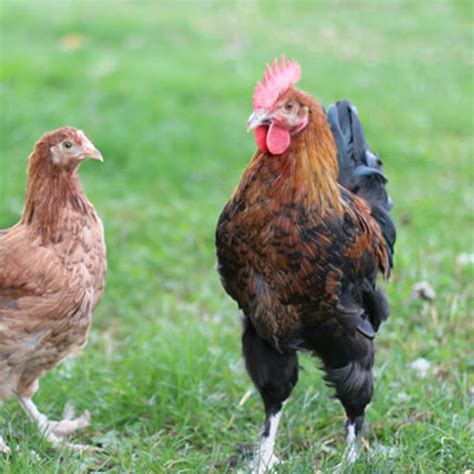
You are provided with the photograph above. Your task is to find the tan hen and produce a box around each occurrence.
[0,128,106,452]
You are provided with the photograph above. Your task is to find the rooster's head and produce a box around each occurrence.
[247,55,314,155]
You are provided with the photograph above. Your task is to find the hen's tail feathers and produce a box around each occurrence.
[327,100,396,269]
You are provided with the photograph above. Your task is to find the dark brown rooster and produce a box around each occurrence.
[0,128,106,453]
[216,57,395,471]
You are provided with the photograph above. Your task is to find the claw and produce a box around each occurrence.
[48,409,91,439]
[48,433,100,454]
[62,401,76,421]
[64,442,100,454]
[17,396,95,452]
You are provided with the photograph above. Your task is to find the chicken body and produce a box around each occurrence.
[217,158,387,346]
[0,195,106,400]
[0,128,106,452]
[216,58,395,472]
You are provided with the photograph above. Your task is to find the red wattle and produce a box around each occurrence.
[254,126,268,153]
[266,122,291,155]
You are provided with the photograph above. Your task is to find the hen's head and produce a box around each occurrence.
[30,127,103,172]
[248,56,314,155]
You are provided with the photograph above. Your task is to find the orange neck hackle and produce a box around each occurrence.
[284,99,342,214]
[241,98,343,216]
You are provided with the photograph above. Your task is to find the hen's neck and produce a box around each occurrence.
[22,159,91,243]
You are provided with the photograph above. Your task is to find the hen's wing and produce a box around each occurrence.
[0,225,86,394]
[0,222,94,326]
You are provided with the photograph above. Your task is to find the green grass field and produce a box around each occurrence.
[0,1,473,472]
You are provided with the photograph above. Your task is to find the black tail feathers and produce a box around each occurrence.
[327,100,392,211]
[360,279,390,332]
[327,100,396,269]
[324,356,374,419]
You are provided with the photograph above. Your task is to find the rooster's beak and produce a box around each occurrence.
[247,109,271,132]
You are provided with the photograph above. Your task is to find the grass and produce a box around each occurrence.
[0,0,473,472]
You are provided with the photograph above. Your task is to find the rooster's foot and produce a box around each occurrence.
[249,453,280,473]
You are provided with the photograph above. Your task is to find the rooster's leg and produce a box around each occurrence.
[252,407,284,473]
[324,335,374,466]
[343,415,364,463]
[16,396,91,451]
[242,317,299,473]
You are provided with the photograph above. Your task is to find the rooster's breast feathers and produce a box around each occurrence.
[216,176,388,343]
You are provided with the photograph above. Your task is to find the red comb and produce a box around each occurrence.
[252,55,301,111]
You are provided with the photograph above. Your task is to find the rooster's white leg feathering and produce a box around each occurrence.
[250,409,283,473]
[343,421,359,463]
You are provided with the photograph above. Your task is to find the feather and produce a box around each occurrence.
[327,100,396,271]
[327,100,393,211]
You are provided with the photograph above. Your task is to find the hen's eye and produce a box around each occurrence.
[63,141,73,149]
[284,102,295,112]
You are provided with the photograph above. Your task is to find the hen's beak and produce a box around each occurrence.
[247,109,271,132]
[82,143,103,162]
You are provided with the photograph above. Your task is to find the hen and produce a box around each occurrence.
[216,57,395,471]
[0,128,106,453]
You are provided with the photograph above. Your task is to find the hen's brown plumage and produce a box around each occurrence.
[0,127,106,451]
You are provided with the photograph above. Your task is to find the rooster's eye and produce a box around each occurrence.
[63,141,73,149]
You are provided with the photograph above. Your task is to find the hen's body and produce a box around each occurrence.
[0,127,106,452]
[0,194,106,400]
[216,60,395,472]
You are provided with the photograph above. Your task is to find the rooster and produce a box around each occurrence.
[0,128,106,453]
[216,57,395,471]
